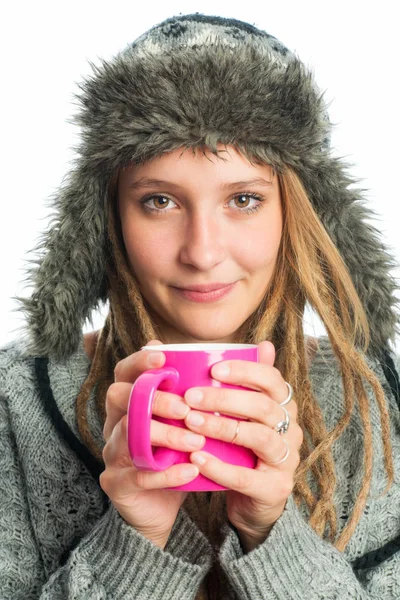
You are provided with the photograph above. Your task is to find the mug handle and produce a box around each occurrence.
[127,367,180,470]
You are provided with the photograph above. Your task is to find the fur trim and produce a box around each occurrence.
[19,14,398,358]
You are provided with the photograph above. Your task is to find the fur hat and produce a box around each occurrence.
[20,13,398,359]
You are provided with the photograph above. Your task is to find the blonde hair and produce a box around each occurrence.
[76,158,394,552]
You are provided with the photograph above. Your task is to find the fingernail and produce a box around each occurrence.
[186,412,205,426]
[173,403,190,418]
[184,432,205,447]
[212,363,230,377]
[181,465,199,479]
[191,452,207,465]
[147,352,164,367]
[185,389,204,405]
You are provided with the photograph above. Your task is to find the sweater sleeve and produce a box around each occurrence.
[218,496,400,599]
[0,388,212,600]
[41,505,212,600]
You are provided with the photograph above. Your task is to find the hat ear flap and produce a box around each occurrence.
[300,159,399,357]
[18,167,109,358]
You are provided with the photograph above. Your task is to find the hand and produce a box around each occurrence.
[100,340,204,549]
[183,341,303,551]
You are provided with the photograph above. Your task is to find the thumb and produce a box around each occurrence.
[145,339,164,346]
[258,341,275,366]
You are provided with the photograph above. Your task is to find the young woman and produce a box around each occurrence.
[1,13,400,600]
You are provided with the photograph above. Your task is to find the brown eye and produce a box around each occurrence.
[140,195,178,215]
[228,193,264,215]
[152,196,170,209]
[234,195,251,209]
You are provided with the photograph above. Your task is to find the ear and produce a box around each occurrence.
[258,341,276,366]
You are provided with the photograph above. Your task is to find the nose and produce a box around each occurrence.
[179,210,227,271]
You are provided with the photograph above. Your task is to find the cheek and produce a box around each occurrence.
[234,222,282,271]
[122,225,176,277]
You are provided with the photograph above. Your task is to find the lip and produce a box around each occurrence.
[176,282,236,292]
[172,282,237,303]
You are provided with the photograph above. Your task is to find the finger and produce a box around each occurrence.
[211,360,288,404]
[145,339,164,347]
[185,411,297,467]
[103,415,134,469]
[189,451,294,504]
[104,382,134,441]
[134,462,199,490]
[104,383,190,441]
[100,462,199,500]
[258,341,276,367]
[184,386,292,428]
[103,415,206,468]
[150,418,206,453]
[113,340,165,383]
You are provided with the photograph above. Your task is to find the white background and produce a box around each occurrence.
[1,0,399,349]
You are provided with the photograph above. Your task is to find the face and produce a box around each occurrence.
[117,146,283,344]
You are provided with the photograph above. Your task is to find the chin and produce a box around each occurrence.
[150,305,247,343]
[173,323,242,344]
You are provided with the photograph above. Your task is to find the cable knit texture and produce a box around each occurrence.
[1,336,400,598]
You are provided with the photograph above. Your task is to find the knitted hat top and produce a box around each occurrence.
[21,13,398,359]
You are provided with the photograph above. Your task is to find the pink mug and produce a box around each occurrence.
[127,343,259,491]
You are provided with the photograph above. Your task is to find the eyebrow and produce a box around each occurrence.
[128,177,274,190]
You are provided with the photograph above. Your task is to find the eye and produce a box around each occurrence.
[140,195,177,213]
[229,193,265,214]
[232,194,253,209]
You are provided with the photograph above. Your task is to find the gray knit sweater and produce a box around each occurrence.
[1,336,400,599]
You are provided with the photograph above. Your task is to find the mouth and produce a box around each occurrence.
[172,282,237,303]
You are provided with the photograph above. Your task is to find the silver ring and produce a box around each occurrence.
[231,421,240,444]
[274,405,290,435]
[268,439,290,465]
[279,382,293,406]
